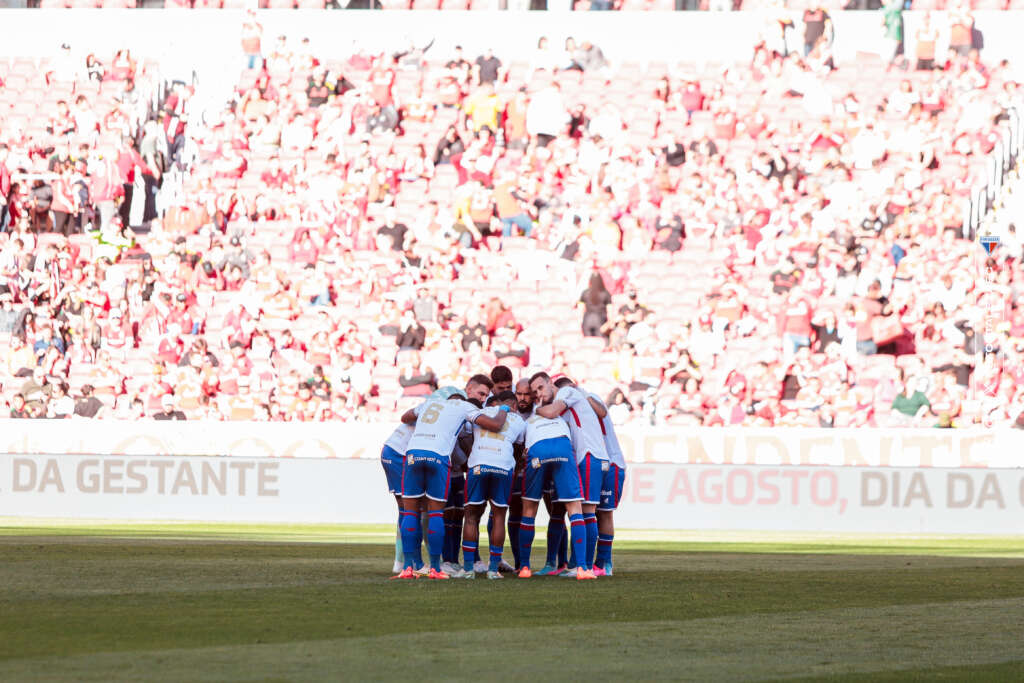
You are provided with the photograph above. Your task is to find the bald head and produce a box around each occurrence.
[515,379,534,415]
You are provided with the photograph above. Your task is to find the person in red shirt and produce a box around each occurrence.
[166,293,196,335]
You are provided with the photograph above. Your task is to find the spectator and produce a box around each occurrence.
[474,47,502,86]
[526,82,568,147]
[154,394,187,420]
[396,310,426,350]
[802,4,832,56]
[579,272,611,338]
[915,13,938,70]
[10,393,34,419]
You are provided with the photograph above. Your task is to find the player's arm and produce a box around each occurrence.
[473,409,507,432]
[540,385,589,419]
[400,409,417,425]
[587,396,608,419]
[535,401,567,419]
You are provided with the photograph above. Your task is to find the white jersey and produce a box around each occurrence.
[588,392,626,469]
[383,423,414,455]
[555,386,609,464]
[468,407,527,470]
[523,410,572,450]
[406,398,483,459]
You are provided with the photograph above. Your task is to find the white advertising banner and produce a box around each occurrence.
[2,454,1024,534]
[2,421,1021,469]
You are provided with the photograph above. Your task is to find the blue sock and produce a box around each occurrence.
[546,518,565,567]
[488,545,503,573]
[519,516,536,569]
[584,514,598,570]
[558,522,568,567]
[400,510,420,569]
[462,540,477,573]
[568,514,586,571]
[508,517,522,568]
[596,533,614,568]
[427,511,445,571]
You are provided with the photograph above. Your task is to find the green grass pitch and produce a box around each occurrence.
[1,521,1024,681]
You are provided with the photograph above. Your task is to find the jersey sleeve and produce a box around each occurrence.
[555,386,585,407]
[460,400,484,423]
[412,399,429,417]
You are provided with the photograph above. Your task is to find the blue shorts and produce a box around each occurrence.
[598,463,626,511]
[381,445,405,496]
[578,453,605,506]
[401,449,451,502]
[466,465,514,507]
[445,472,465,510]
[522,437,582,503]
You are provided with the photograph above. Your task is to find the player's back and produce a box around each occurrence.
[469,407,526,470]
[407,398,481,458]
[556,386,609,462]
[523,411,571,450]
[587,392,626,469]
[384,423,415,455]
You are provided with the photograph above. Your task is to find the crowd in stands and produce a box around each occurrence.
[1,5,1023,429]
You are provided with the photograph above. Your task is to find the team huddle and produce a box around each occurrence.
[380,366,626,581]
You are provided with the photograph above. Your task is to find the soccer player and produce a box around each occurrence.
[587,390,626,576]
[461,391,527,579]
[440,439,469,576]
[490,365,514,395]
[393,377,507,580]
[517,385,595,581]
[381,421,416,573]
[513,379,566,576]
[531,372,608,576]
[507,378,535,570]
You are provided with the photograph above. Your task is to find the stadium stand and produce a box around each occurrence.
[1,6,1022,429]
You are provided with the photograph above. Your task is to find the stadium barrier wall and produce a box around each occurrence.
[3,453,1024,533]
[2,421,1021,467]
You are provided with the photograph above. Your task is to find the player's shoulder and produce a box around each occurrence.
[555,385,581,400]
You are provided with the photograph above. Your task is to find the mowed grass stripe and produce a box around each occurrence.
[4,543,1024,662]
[2,601,1023,681]
[4,540,1024,599]
[2,522,1024,556]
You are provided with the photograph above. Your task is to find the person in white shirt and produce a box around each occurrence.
[381,422,415,574]
[516,380,593,581]
[587,391,627,577]
[394,377,506,580]
[459,392,528,580]
[532,372,610,577]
